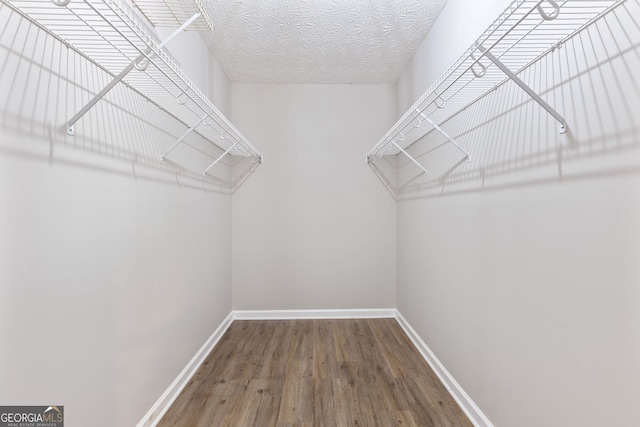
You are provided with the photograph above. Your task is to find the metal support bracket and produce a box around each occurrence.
[419,112,471,160]
[477,44,567,134]
[161,114,208,161]
[392,141,428,175]
[203,143,238,175]
[65,13,201,136]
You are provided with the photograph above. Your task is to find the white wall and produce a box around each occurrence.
[156,28,211,96]
[396,1,640,426]
[209,55,231,118]
[0,10,233,427]
[397,168,640,427]
[155,28,231,117]
[0,146,232,426]
[231,84,397,310]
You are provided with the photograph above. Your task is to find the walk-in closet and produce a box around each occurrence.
[1,0,638,426]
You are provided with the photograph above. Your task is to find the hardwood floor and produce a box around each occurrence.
[157,319,472,427]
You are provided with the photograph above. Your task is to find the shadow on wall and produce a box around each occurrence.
[0,2,259,194]
[369,1,640,200]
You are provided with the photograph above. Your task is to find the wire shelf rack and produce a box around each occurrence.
[2,0,261,190]
[131,0,210,31]
[367,0,636,198]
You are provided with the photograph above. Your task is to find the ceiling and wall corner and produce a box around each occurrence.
[133,0,448,84]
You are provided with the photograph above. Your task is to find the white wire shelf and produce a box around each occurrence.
[367,0,631,197]
[131,0,211,31]
[3,0,261,188]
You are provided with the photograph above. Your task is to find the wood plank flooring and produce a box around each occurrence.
[157,319,472,427]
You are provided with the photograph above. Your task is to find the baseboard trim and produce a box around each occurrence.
[395,311,493,427]
[136,311,234,427]
[232,308,397,320]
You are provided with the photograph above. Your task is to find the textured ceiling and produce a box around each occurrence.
[133,0,448,84]
[202,0,447,83]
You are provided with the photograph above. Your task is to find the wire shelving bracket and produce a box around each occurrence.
[65,10,202,137]
[476,44,568,134]
[3,0,262,190]
[366,0,629,198]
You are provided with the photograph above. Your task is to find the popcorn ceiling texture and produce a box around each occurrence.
[135,0,448,84]
[205,0,446,83]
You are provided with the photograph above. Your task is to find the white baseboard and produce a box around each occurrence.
[232,308,396,320]
[394,311,493,427]
[136,311,234,427]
